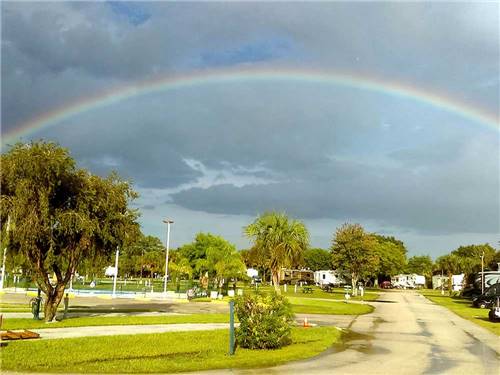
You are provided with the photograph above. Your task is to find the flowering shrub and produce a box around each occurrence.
[234,291,294,349]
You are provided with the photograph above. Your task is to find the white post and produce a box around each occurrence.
[69,271,73,291]
[112,248,119,298]
[163,219,173,296]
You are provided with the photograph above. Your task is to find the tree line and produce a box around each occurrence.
[1,141,498,320]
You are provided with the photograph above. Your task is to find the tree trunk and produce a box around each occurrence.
[44,284,66,322]
[351,273,358,296]
[272,271,280,293]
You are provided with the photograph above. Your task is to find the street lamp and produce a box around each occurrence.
[163,219,174,295]
[481,250,485,295]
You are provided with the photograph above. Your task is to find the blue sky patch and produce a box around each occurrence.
[108,1,151,26]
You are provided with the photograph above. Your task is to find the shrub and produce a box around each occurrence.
[234,291,294,349]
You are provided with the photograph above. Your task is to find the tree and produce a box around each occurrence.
[405,255,433,287]
[244,212,309,291]
[303,248,332,271]
[1,142,139,321]
[372,235,407,283]
[178,232,245,289]
[435,254,461,293]
[331,223,378,295]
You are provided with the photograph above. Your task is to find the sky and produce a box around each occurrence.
[1,2,499,258]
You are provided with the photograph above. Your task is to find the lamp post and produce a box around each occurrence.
[481,250,485,295]
[163,219,174,296]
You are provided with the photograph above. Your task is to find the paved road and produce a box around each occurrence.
[196,291,499,375]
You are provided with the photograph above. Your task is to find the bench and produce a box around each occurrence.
[302,286,313,294]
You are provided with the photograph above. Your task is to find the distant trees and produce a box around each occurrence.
[331,223,378,295]
[1,142,139,321]
[245,212,309,291]
[177,232,246,289]
[303,248,331,271]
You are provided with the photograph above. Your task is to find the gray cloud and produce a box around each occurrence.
[2,2,498,255]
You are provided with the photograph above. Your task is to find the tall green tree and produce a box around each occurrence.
[244,212,309,291]
[178,232,245,288]
[303,248,332,271]
[331,223,379,295]
[372,235,407,282]
[405,255,433,287]
[435,254,461,293]
[1,142,139,321]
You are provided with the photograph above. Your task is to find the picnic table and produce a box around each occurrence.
[302,286,313,294]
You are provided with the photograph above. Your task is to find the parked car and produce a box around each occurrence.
[472,282,500,309]
[380,281,393,289]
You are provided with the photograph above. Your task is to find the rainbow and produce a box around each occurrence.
[3,67,499,144]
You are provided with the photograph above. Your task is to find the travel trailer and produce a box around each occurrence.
[314,270,345,286]
[392,274,425,289]
[280,269,314,285]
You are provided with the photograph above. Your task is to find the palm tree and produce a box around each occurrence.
[244,212,309,291]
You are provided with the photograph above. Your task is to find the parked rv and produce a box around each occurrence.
[314,270,345,287]
[280,269,314,285]
[391,274,425,289]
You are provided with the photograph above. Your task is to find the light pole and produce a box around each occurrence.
[481,250,485,295]
[163,219,174,295]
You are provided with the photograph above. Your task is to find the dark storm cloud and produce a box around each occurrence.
[171,135,499,234]
[1,2,499,249]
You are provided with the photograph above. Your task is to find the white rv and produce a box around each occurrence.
[314,270,344,286]
[392,274,425,289]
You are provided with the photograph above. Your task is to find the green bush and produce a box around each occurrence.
[234,291,294,349]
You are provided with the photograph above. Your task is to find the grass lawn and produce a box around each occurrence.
[0,303,33,312]
[243,285,379,302]
[2,313,229,330]
[419,289,500,336]
[1,327,342,373]
[288,296,374,315]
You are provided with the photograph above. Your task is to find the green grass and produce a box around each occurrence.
[0,303,33,312]
[2,313,229,330]
[419,289,500,336]
[1,327,342,373]
[288,296,374,315]
[244,285,379,302]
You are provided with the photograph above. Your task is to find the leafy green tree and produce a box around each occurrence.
[448,244,497,288]
[372,235,407,282]
[405,255,433,287]
[331,223,379,295]
[120,234,165,279]
[435,254,461,293]
[178,232,245,289]
[244,212,309,291]
[1,142,139,321]
[303,248,332,271]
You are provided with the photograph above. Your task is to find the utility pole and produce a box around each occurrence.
[163,219,174,295]
[481,250,485,295]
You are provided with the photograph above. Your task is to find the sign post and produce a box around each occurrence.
[229,300,235,355]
